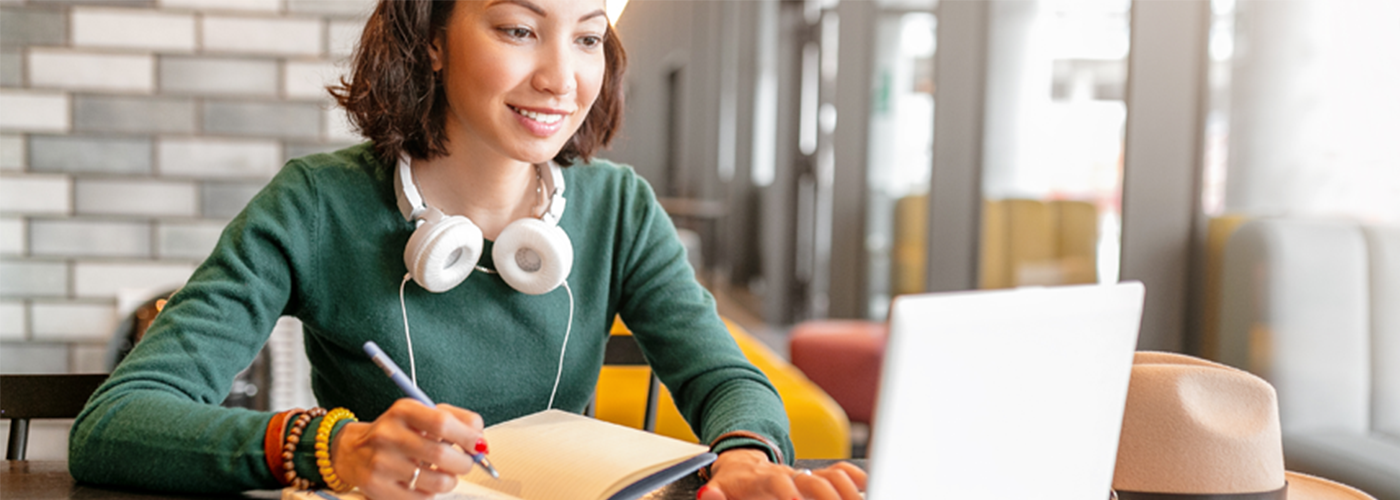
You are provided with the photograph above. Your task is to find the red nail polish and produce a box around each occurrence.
[474,438,489,455]
[696,485,709,500]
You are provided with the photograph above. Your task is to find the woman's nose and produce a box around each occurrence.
[533,43,577,96]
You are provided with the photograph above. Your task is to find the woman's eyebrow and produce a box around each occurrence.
[486,0,606,23]
[487,0,545,16]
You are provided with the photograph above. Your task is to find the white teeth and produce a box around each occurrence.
[512,106,564,124]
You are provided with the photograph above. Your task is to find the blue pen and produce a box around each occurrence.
[363,341,500,480]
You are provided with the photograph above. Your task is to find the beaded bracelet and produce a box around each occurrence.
[315,408,358,493]
[263,408,300,486]
[282,407,327,490]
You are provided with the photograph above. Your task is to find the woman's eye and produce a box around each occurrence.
[578,35,603,48]
[500,27,532,40]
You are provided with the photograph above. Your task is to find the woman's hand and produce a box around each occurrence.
[698,448,867,500]
[330,399,486,499]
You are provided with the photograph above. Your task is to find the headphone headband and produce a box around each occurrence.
[394,154,567,226]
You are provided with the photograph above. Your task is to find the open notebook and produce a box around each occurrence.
[284,410,714,500]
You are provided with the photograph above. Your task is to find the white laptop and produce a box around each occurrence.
[866,282,1145,499]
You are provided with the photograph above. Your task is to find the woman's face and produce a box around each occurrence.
[431,0,609,166]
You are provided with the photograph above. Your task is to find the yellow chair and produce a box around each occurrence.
[593,318,852,459]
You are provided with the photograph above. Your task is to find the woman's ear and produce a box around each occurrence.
[429,33,445,73]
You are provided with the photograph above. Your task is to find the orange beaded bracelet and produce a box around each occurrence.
[264,408,300,486]
[315,408,358,492]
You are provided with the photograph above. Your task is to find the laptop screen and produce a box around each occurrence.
[867,282,1144,499]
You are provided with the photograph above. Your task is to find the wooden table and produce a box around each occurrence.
[4,459,863,499]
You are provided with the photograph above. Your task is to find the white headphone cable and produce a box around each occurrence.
[546,280,574,410]
[399,272,418,386]
[401,270,573,412]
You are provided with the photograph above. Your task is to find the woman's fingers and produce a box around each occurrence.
[792,470,842,500]
[811,467,862,500]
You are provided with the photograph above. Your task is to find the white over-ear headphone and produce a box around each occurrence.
[394,154,572,295]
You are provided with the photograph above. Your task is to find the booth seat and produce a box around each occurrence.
[593,318,852,459]
[1217,218,1400,499]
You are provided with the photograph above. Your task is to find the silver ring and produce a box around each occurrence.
[794,468,812,477]
[408,467,421,490]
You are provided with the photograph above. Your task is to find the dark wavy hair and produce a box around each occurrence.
[330,0,627,167]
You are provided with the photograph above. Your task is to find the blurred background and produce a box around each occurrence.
[1,0,1397,489]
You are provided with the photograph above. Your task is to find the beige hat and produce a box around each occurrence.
[1112,351,1375,500]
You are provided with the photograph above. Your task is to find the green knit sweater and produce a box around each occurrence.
[68,143,793,493]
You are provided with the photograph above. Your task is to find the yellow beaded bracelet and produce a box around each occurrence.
[315,407,357,493]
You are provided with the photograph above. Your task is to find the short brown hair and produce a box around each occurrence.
[330,0,627,167]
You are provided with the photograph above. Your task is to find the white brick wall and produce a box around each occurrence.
[31,301,117,342]
[326,106,359,142]
[284,60,346,99]
[0,217,24,254]
[0,135,25,171]
[203,16,324,56]
[0,91,71,133]
[75,179,197,217]
[159,0,281,13]
[3,0,370,375]
[30,220,151,258]
[0,174,72,215]
[73,261,195,298]
[0,301,24,341]
[71,343,110,373]
[28,49,156,94]
[0,260,68,298]
[160,56,280,97]
[156,221,225,260]
[71,8,198,53]
[328,19,365,58]
[158,138,281,178]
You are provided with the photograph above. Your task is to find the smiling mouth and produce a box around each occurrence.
[509,105,566,125]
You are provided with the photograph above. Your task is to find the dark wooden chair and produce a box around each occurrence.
[1,374,108,460]
[585,334,662,432]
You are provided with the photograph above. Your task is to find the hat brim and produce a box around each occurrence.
[1287,471,1376,500]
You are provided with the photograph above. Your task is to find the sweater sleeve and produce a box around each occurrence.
[68,161,321,492]
[611,171,795,465]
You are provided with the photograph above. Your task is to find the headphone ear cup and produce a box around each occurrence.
[493,218,573,295]
[405,215,484,293]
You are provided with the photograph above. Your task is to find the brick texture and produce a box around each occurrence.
[0,90,70,132]
[30,219,151,258]
[75,178,197,216]
[0,217,23,254]
[158,138,280,178]
[31,135,152,175]
[0,300,24,341]
[156,221,224,260]
[73,261,194,298]
[201,181,263,218]
[1,0,373,371]
[0,174,72,215]
[158,0,280,13]
[0,342,68,374]
[0,7,67,48]
[73,95,196,134]
[204,100,322,139]
[0,134,23,171]
[0,259,68,298]
[72,8,196,52]
[28,49,156,93]
[31,300,117,342]
[202,16,322,56]
[160,56,279,97]
[1,50,20,87]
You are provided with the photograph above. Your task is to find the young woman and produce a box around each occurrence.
[69,1,865,499]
